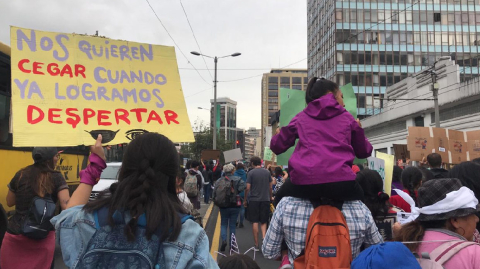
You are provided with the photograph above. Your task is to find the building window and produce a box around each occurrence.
[414,116,425,127]
[280,77,290,84]
[268,77,278,83]
[268,91,278,97]
[337,52,344,64]
[268,84,278,90]
[336,10,343,22]
[292,77,302,84]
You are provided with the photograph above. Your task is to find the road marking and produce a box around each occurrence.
[203,202,214,228]
[210,212,221,261]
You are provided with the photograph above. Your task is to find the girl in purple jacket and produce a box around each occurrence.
[271,78,373,201]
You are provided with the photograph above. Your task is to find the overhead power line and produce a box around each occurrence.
[179,67,273,71]
[179,0,213,81]
[144,0,212,86]
[185,87,213,98]
[218,58,308,83]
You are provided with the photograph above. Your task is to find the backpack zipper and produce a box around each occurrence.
[307,222,348,243]
[83,249,154,268]
[40,203,47,224]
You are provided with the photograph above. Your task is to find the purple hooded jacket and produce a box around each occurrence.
[270,94,373,185]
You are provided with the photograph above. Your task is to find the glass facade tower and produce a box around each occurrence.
[308,0,480,118]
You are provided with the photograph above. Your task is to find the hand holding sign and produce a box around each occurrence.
[90,134,106,161]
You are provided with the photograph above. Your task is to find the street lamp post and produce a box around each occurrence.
[191,51,241,150]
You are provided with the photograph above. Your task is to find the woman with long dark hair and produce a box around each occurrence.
[1,148,70,269]
[390,167,423,212]
[356,169,403,241]
[52,134,217,268]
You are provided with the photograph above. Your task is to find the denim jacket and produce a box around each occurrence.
[51,205,219,269]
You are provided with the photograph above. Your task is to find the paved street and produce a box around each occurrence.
[210,209,279,268]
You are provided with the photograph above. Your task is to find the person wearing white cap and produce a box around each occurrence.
[395,178,480,268]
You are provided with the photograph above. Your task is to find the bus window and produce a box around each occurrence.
[0,94,10,144]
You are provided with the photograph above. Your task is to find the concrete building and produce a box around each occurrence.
[210,97,238,142]
[362,57,480,155]
[245,127,261,160]
[307,0,480,118]
[254,137,263,158]
[261,69,308,151]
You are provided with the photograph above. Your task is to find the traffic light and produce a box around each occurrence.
[236,140,239,145]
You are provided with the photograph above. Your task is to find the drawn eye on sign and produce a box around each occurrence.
[85,130,119,143]
[125,129,149,141]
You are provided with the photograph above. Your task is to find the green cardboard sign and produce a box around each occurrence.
[340,83,357,119]
[277,88,306,166]
[264,147,273,161]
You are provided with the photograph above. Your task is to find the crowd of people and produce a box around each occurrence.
[1,76,480,269]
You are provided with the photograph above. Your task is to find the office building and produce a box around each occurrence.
[307,0,480,118]
[261,69,308,150]
[245,127,261,160]
[236,129,245,158]
[210,97,237,142]
[362,58,480,154]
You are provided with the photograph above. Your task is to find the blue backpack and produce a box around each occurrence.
[75,207,192,269]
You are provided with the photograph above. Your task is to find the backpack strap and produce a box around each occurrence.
[429,241,478,265]
[94,208,193,230]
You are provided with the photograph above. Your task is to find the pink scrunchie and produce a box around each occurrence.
[79,153,107,186]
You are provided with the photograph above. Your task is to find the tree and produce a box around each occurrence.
[181,120,234,162]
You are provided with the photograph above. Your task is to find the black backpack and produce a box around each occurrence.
[21,195,56,240]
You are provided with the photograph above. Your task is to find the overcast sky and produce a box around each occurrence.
[0,0,307,130]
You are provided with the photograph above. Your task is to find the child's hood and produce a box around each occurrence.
[235,169,246,176]
[304,93,346,120]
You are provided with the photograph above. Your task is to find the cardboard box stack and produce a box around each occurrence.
[406,127,479,164]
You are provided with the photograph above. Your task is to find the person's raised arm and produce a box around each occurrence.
[67,135,106,209]
[351,118,373,159]
[270,115,299,155]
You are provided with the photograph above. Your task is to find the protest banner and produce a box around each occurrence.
[367,155,386,188]
[448,129,467,164]
[223,148,242,163]
[466,130,480,160]
[10,26,194,146]
[340,83,357,119]
[201,150,221,161]
[393,144,409,162]
[407,127,434,161]
[376,152,394,196]
[339,83,365,164]
[277,88,305,166]
[264,147,274,161]
[432,127,449,162]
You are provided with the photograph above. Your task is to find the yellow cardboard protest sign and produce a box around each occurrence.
[10,26,194,146]
[376,152,394,196]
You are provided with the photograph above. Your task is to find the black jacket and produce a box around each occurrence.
[431,168,449,179]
